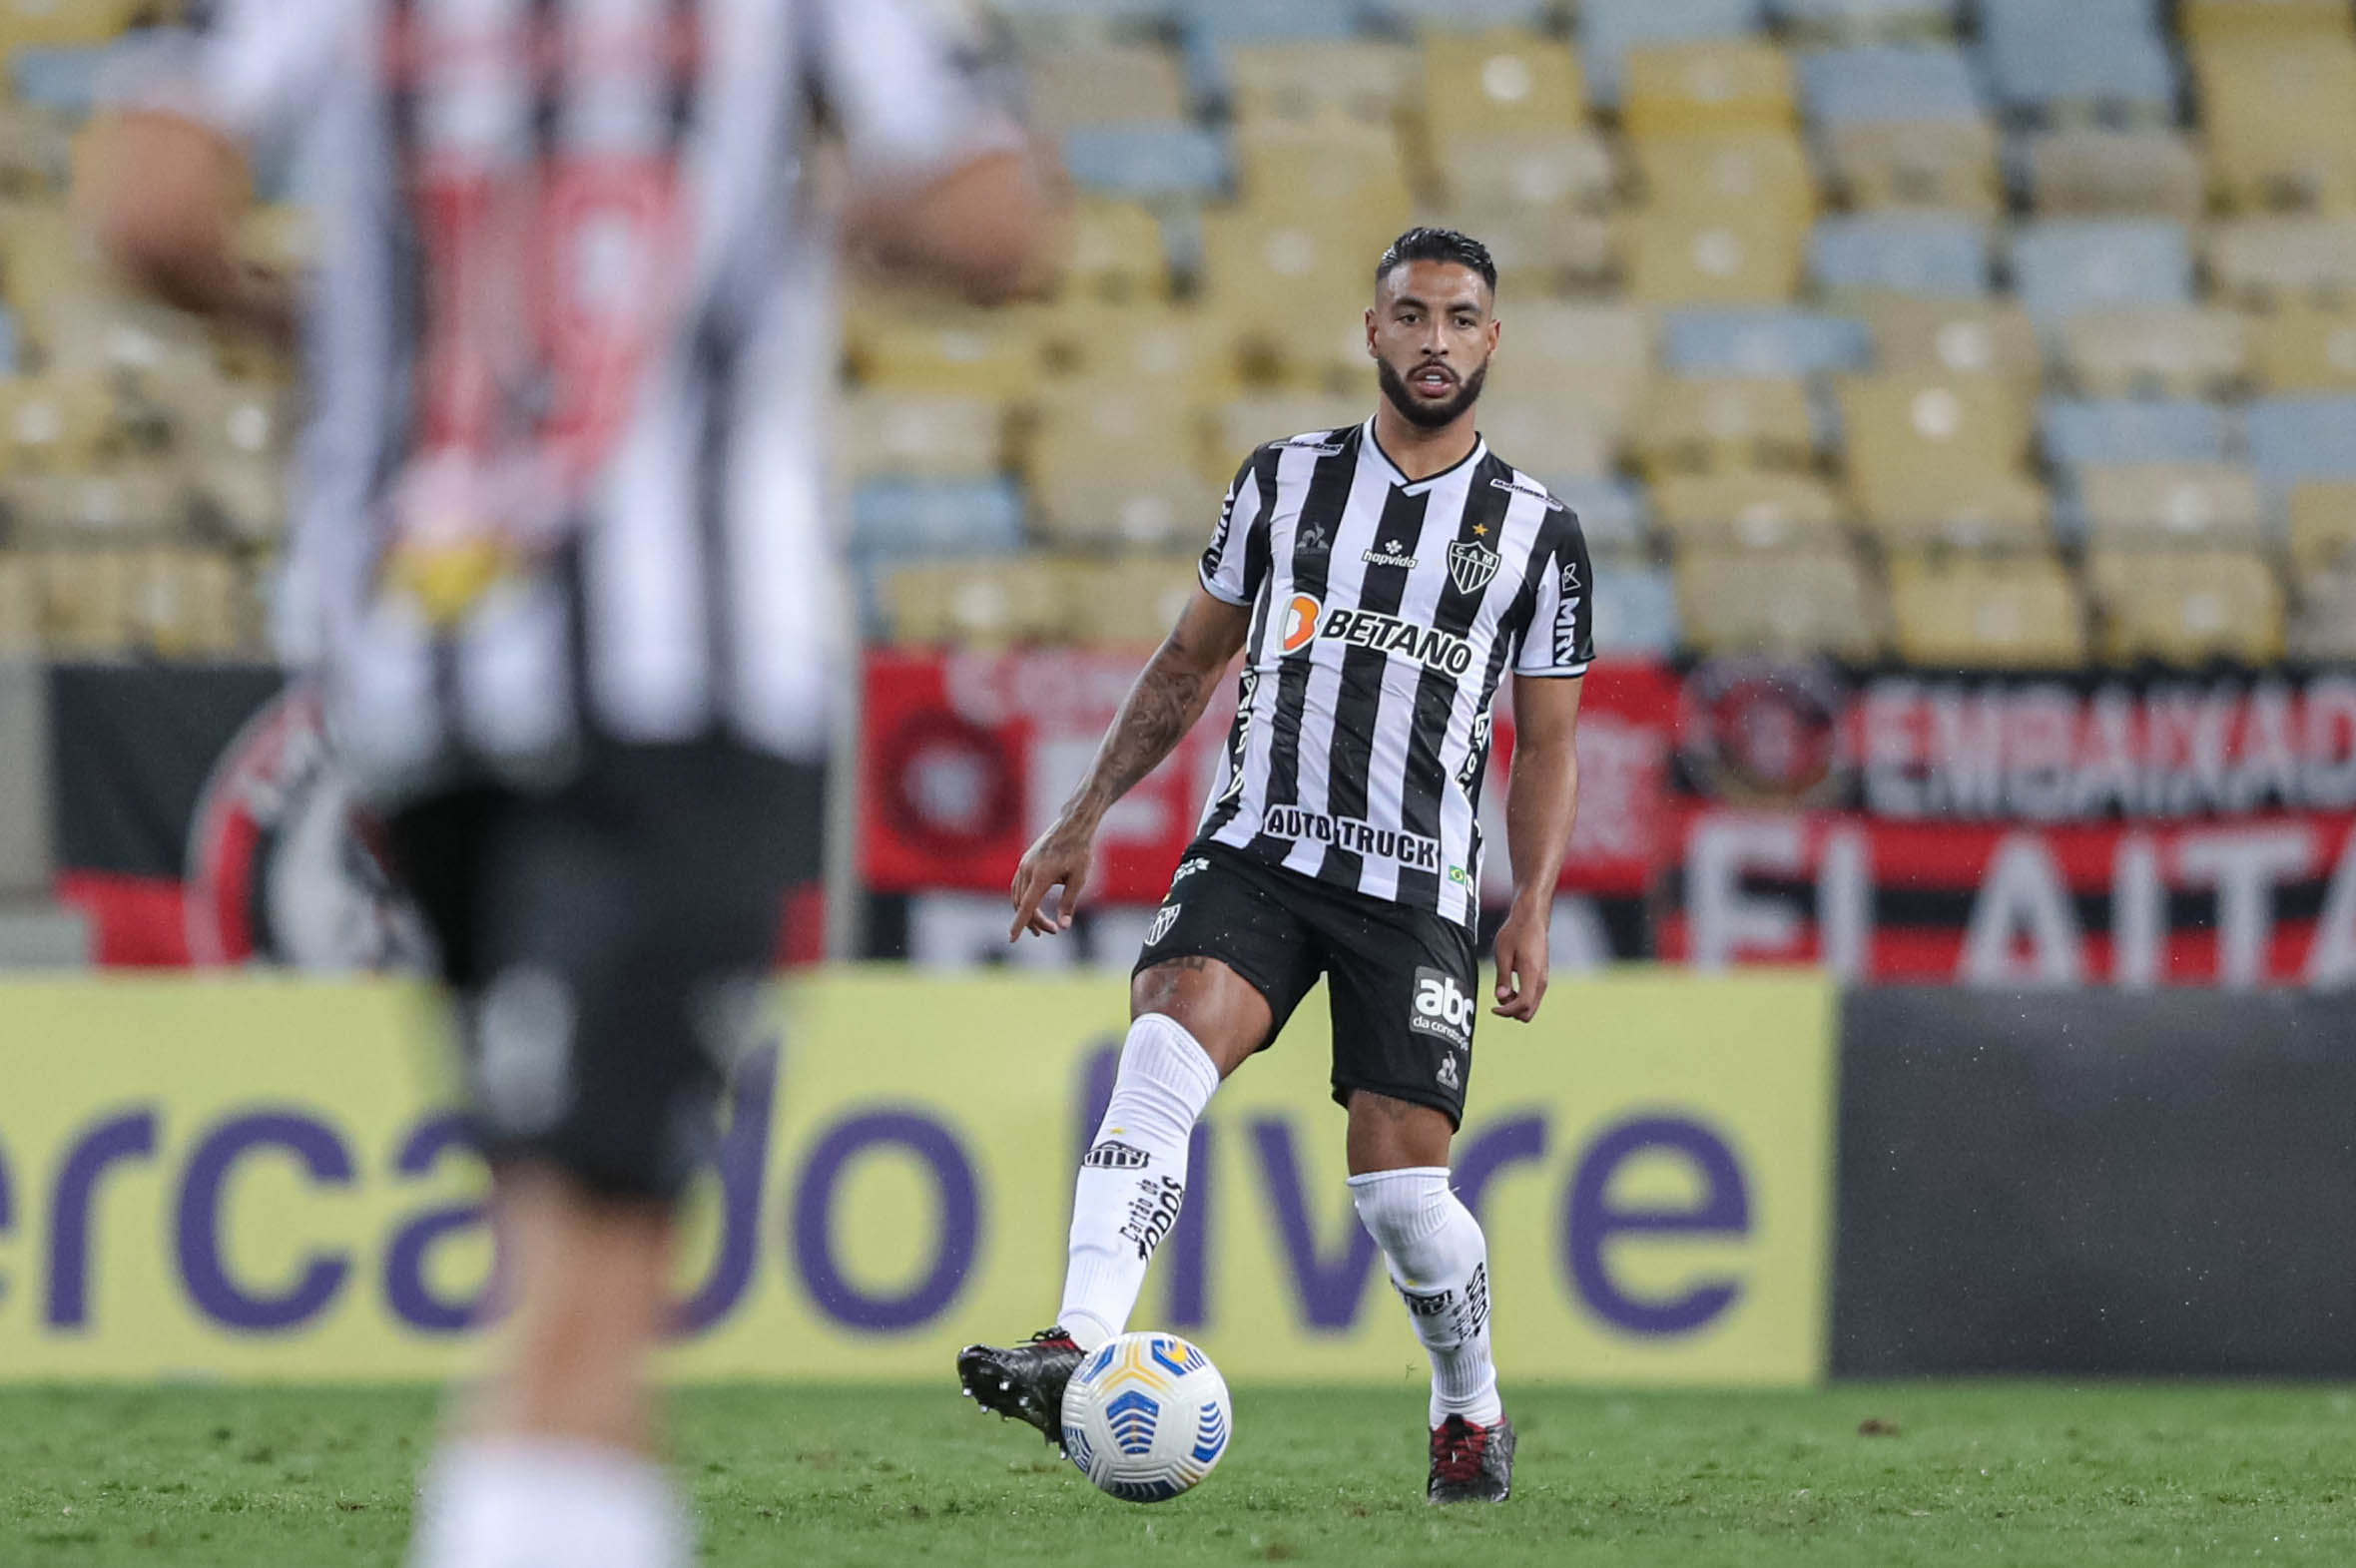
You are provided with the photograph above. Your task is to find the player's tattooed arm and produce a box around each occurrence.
[1009,588,1252,940]
[1493,673,1585,1021]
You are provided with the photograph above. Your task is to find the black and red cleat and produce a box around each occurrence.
[1428,1413,1515,1504]
[956,1327,1084,1447]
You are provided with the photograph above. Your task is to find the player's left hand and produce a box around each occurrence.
[1491,898,1549,1022]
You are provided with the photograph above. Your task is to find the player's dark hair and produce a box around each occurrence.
[1375,227,1497,296]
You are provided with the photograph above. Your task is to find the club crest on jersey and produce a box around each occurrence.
[1447,539,1500,596]
[1146,903,1183,946]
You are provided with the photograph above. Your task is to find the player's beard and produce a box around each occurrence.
[1378,356,1489,430]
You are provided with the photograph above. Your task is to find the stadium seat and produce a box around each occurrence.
[1577,0,1766,110]
[1038,303,1243,400]
[190,454,285,545]
[126,547,245,659]
[1621,41,1795,138]
[1632,134,1817,231]
[1822,121,2001,214]
[1625,205,1806,304]
[1439,205,1618,296]
[0,103,71,200]
[2077,463,2265,549]
[2088,548,2286,666]
[1,464,184,538]
[0,551,33,655]
[2060,306,2248,399]
[1674,545,1885,658]
[2290,568,2356,661]
[1544,476,1652,548]
[1591,560,1681,654]
[2249,303,2356,391]
[1860,295,2043,390]
[1375,0,1550,22]
[2192,39,2356,213]
[0,202,83,321]
[1483,301,1652,429]
[2288,481,2356,573]
[2020,129,2206,222]
[1233,121,1413,219]
[994,0,1173,30]
[0,374,117,475]
[881,557,1069,647]
[1811,215,1989,298]
[7,48,107,116]
[1629,375,1815,476]
[0,305,13,376]
[1225,39,1417,127]
[2042,399,2237,470]
[1420,30,1587,138]
[1067,555,1200,644]
[1772,0,1960,42]
[2009,220,2193,327]
[1837,371,2047,546]
[0,0,150,49]
[1059,202,1171,304]
[2205,217,2356,307]
[1061,125,1229,201]
[1025,43,1189,129]
[1888,554,2089,671]
[35,547,133,654]
[851,478,1026,560]
[1473,398,1616,483]
[1032,454,1221,549]
[1660,308,1872,377]
[2182,0,2356,42]
[1651,469,1848,549]
[1979,0,2176,119]
[854,315,1042,399]
[1432,130,1615,215]
[1213,393,1363,473]
[2245,395,2356,498]
[1798,45,1984,125]
[1201,210,1390,382]
[839,392,1005,482]
[1178,0,1357,103]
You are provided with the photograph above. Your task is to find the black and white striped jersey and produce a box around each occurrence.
[1195,417,1593,930]
[141,0,1017,803]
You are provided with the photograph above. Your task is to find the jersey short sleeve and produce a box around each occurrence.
[100,0,357,147]
[809,0,1025,189]
[1199,452,1271,607]
[1514,511,1595,679]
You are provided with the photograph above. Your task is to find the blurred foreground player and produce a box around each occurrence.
[960,229,1590,1504]
[81,2,1062,1564]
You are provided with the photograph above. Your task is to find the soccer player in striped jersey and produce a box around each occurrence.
[960,228,1590,1505]
[83,3,1063,1565]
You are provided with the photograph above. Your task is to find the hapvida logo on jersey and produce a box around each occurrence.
[1259,807,1441,871]
[1410,966,1474,1050]
[1276,598,1474,676]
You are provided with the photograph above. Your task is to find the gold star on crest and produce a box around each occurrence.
[1472,523,1489,538]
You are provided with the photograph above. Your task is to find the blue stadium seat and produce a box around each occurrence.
[1545,477,1652,549]
[1811,216,1990,297]
[851,478,1026,560]
[2246,396,2356,496]
[0,308,16,377]
[2041,399,2234,470]
[1662,310,1874,377]
[993,0,1178,23]
[1981,5,2174,117]
[1370,0,1551,24]
[1799,45,1984,124]
[9,48,108,118]
[2010,220,2192,326]
[1178,0,1357,102]
[1577,0,1766,109]
[1061,125,1228,200]
[1773,0,1961,34]
[1592,563,1681,656]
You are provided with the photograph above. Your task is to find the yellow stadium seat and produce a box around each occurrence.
[1431,130,1615,214]
[191,453,286,544]
[1025,44,1188,128]
[1434,205,1617,296]
[1068,555,1201,645]
[1213,393,1364,478]
[1836,372,2046,546]
[0,374,118,475]
[2184,0,2355,41]
[1473,398,1616,481]
[1621,41,1796,138]
[0,552,34,656]
[2194,40,2356,212]
[33,285,219,383]
[1629,375,1813,476]
[35,548,132,655]
[1232,122,1414,220]
[2061,306,2249,398]
[1031,453,1221,550]
[882,558,1069,648]
[2291,568,2356,660]
[1623,204,1806,304]
[1037,304,1244,402]
[2288,481,2356,574]
[1420,30,1586,138]
[2078,463,2265,550]
[1632,133,1816,228]
[1483,300,1652,439]
[1860,294,2043,391]
[1,464,184,538]
[1651,470,1847,550]
[1060,202,1169,305]
[1203,203,1415,382]
[135,363,294,463]
[854,316,1041,399]
[1226,39,1417,125]
[2089,548,2286,665]
[839,391,1005,481]
[0,202,85,321]
[1675,546,1886,660]
[0,0,148,49]
[1888,554,2088,670]
[2205,217,2356,306]
[2023,129,2206,221]
[0,104,71,201]
[2247,301,2356,390]
[1822,121,2001,215]
[127,546,245,658]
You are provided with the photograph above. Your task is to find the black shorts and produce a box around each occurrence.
[384,740,803,1203]
[1133,843,1480,1126]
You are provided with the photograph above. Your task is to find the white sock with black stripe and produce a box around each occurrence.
[1056,1013,1221,1351]
[1350,1166,1502,1428]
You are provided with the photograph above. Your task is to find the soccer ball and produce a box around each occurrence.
[1059,1331,1232,1503]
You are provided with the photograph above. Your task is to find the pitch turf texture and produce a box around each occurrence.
[6,1384,2354,1566]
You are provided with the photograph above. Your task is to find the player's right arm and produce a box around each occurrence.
[1008,451,1272,939]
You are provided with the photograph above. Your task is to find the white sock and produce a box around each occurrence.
[1349,1167,1502,1428]
[1056,1012,1221,1350]
[408,1438,689,1568]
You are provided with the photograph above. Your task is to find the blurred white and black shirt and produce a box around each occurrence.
[141,0,1018,802]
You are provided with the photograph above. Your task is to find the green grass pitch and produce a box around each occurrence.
[4,1382,2352,1566]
